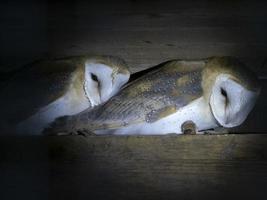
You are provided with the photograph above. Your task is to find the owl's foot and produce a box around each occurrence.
[181,120,197,135]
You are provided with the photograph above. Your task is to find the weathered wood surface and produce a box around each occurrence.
[0,134,267,200]
[1,0,267,73]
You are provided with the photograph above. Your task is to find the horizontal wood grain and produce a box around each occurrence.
[1,0,267,73]
[0,134,267,200]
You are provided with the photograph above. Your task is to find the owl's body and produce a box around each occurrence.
[0,55,130,135]
[95,97,217,135]
[45,57,260,135]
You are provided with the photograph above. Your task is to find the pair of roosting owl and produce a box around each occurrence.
[0,56,260,135]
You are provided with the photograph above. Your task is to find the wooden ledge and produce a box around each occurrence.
[1,134,267,200]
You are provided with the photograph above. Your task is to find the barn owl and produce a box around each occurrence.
[44,57,261,135]
[0,55,130,135]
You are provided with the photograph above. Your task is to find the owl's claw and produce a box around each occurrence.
[181,120,197,135]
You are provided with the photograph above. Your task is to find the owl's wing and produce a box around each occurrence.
[0,59,80,123]
[69,61,204,131]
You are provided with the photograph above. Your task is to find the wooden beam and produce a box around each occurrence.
[0,134,267,200]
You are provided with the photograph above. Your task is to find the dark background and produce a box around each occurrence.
[1,0,267,73]
[1,0,267,200]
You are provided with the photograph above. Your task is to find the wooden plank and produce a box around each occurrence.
[0,134,267,200]
[45,0,267,72]
[1,0,267,72]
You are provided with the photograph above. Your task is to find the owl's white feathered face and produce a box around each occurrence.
[84,63,130,107]
[209,74,260,128]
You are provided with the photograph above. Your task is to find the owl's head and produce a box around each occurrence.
[203,57,261,128]
[84,56,130,107]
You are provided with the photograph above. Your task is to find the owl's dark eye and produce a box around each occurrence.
[221,87,229,107]
[91,73,98,82]
[90,73,101,91]
[220,88,227,98]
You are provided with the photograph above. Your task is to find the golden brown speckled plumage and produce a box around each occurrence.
[202,57,260,101]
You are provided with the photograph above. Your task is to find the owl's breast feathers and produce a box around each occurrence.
[70,60,205,131]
